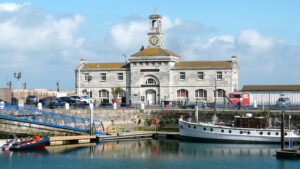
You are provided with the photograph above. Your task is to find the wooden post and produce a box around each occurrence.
[281,111,285,150]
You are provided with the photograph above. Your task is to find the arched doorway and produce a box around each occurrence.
[146,89,156,104]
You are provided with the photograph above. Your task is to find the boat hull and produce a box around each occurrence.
[11,136,50,151]
[179,120,300,143]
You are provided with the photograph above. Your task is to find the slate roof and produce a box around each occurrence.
[82,63,129,69]
[131,48,180,57]
[242,85,300,91]
[176,61,231,68]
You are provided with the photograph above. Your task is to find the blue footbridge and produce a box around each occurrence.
[0,104,105,135]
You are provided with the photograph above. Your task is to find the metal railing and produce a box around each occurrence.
[0,104,105,135]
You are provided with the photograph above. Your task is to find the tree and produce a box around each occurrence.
[111,87,123,100]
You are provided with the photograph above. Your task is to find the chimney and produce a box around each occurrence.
[80,58,86,64]
[231,56,237,63]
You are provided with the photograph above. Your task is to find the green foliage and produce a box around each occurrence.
[264,109,269,117]
[159,119,166,127]
[147,119,152,126]
[111,87,123,99]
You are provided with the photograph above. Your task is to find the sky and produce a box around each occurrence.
[0,0,300,90]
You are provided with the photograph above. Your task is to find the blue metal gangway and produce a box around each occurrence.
[0,104,105,135]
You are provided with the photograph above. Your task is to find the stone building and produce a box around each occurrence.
[75,13,239,105]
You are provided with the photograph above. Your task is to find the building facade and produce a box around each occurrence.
[241,85,300,105]
[75,13,239,105]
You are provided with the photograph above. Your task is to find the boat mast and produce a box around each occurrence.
[212,78,217,124]
[281,110,285,150]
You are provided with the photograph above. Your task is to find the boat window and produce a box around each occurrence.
[240,131,243,134]
[221,129,224,133]
[203,128,206,131]
[285,133,287,136]
[229,130,232,133]
[194,126,196,129]
[247,131,250,135]
[267,132,271,135]
[260,132,263,135]
[188,125,191,128]
[276,132,279,135]
[210,128,213,132]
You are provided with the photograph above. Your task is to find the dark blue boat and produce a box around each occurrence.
[10,136,50,151]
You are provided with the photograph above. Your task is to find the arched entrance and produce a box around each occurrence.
[146,89,156,104]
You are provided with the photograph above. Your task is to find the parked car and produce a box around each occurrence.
[0,98,6,103]
[57,97,78,104]
[70,95,93,105]
[80,96,94,104]
[39,97,57,106]
[26,95,38,104]
[181,102,202,109]
[276,96,291,108]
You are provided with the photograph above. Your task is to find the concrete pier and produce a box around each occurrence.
[49,135,96,145]
[276,147,300,158]
[97,132,180,142]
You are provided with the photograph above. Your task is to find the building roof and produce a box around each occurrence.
[82,63,129,69]
[242,85,300,91]
[131,48,180,57]
[176,61,231,68]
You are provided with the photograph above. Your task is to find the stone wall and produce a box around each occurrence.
[50,108,300,130]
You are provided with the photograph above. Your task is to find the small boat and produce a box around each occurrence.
[179,116,300,143]
[1,138,17,151]
[8,136,50,151]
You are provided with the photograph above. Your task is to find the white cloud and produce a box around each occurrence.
[237,29,274,50]
[0,4,299,89]
[0,3,21,12]
[109,20,148,51]
[0,3,87,89]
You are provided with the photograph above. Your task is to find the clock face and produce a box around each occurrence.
[149,36,159,45]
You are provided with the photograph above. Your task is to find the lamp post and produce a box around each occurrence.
[87,75,93,135]
[88,75,92,97]
[13,72,22,89]
[90,102,94,135]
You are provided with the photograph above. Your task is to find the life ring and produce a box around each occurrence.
[152,117,158,125]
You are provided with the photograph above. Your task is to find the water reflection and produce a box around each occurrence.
[44,139,279,159]
[179,142,279,158]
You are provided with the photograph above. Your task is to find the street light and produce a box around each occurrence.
[88,75,92,98]
[13,72,22,89]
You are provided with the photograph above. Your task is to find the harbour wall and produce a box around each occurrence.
[48,108,300,130]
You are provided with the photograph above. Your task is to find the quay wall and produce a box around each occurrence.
[47,108,300,130]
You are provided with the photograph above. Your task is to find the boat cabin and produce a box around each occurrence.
[234,116,267,128]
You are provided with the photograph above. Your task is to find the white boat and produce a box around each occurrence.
[179,119,300,143]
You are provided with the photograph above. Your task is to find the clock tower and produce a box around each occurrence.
[147,14,164,49]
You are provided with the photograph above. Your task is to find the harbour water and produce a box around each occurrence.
[0,139,298,169]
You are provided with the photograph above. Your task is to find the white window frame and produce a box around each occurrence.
[195,89,207,98]
[217,72,222,80]
[214,89,225,98]
[197,72,204,80]
[179,72,185,80]
[100,73,106,81]
[118,73,123,81]
[99,90,109,98]
[117,90,125,98]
